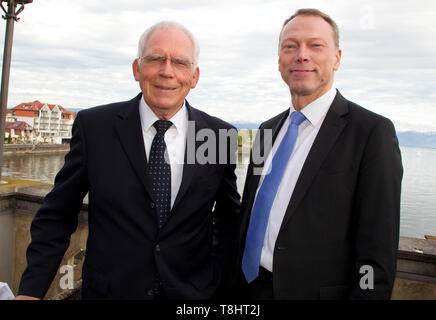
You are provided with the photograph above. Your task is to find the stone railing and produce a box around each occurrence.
[0,184,88,300]
[3,144,69,154]
[1,185,435,300]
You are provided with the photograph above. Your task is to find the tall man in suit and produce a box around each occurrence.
[238,9,403,299]
[16,21,240,300]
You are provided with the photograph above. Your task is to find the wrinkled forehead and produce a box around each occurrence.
[144,28,195,58]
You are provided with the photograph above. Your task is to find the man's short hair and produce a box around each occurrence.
[137,21,200,67]
[280,8,340,48]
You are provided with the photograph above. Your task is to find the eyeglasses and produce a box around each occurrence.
[139,54,194,71]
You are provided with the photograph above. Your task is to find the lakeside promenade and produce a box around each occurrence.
[2,143,69,155]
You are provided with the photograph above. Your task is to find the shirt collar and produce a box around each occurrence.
[291,83,337,126]
[139,94,188,136]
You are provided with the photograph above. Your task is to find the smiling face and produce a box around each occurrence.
[278,15,341,109]
[132,27,199,119]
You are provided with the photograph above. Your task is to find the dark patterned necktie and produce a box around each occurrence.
[147,120,173,229]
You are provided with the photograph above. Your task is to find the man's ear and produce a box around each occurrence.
[190,66,200,89]
[333,49,342,71]
[132,59,140,81]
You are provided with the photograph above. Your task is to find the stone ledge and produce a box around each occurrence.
[398,237,436,264]
[48,280,82,300]
[3,144,69,155]
[1,185,436,300]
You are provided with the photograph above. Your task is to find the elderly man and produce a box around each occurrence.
[237,9,402,299]
[16,21,240,300]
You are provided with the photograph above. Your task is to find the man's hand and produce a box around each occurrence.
[13,295,40,300]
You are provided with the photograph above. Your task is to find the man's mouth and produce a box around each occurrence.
[155,84,177,91]
[291,69,314,73]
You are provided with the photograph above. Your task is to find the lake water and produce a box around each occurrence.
[398,146,436,238]
[2,146,435,239]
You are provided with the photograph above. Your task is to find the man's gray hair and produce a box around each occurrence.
[137,21,200,67]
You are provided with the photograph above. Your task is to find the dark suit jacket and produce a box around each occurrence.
[237,90,403,299]
[18,93,241,300]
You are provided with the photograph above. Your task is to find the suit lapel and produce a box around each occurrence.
[114,93,155,201]
[171,101,203,211]
[241,109,289,230]
[250,109,289,192]
[279,91,349,232]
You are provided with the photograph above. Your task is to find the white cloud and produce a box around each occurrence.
[1,0,435,131]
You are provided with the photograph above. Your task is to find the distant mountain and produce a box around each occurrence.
[232,126,436,150]
[231,122,260,130]
[55,115,435,149]
[66,107,85,112]
[397,131,436,149]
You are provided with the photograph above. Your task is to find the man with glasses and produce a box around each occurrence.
[16,21,240,300]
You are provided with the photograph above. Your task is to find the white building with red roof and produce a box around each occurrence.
[5,121,35,142]
[6,100,77,144]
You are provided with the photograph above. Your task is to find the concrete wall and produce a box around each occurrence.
[392,237,436,299]
[1,186,436,300]
[0,187,88,299]
[0,195,15,287]
[3,144,69,154]
[12,213,88,299]
[393,278,436,300]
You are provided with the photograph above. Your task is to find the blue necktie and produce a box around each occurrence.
[242,111,306,283]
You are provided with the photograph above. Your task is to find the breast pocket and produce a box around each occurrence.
[82,263,110,299]
[317,162,352,176]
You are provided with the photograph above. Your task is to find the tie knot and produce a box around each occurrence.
[290,111,306,126]
[153,120,173,135]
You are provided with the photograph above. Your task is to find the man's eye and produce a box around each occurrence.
[143,55,161,63]
[174,59,186,65]
[145,55,165,63]
[173,58,190,66]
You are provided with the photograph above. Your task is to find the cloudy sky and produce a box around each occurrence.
[1,0,435,132]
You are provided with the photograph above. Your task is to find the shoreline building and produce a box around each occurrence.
[6,100,77,144]
[4,121,35,143]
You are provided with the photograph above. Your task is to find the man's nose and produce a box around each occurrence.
[159,58,175,77]
[296,45,309,62]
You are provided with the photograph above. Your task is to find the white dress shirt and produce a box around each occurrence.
[139,96,187,208]
[257,85,337,272]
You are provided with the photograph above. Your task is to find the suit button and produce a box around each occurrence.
[150,202,155,209]
[155,245,161,252]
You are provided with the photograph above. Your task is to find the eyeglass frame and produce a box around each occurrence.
[138,54,195,71]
